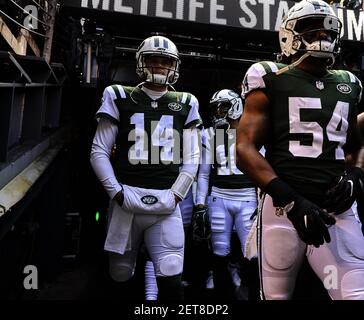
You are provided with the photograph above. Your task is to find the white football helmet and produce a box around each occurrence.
[279,0,342,60]
[209,89,243,130]
[136,36,180,85]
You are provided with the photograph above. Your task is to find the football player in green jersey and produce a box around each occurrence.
[236,0,364,300]
[90,35,202,300]
[195,89,257,299]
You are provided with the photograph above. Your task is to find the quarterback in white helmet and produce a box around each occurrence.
[90,35,202,300]
[136,35,180,86]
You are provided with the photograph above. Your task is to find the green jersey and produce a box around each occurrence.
[203,127,255,190]
[242,61,362,202]
[96,85,202,189]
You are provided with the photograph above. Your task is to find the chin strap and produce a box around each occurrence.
[275,53,310,76]
[276,50,336,76]
[327,55,335,68]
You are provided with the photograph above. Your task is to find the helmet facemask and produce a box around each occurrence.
[136,36,181,86]
[291,15,342,60]
[279,0,342,66]
[209,90,243,131]
[136,52,180,86]
[210,100,232,130]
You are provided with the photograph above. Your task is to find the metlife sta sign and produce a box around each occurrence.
[61,0,364,42]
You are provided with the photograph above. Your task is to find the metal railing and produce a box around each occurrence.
[0,1,66,163]
[0,51,67,162]
[0,0,53,36]
[0,0,57,55]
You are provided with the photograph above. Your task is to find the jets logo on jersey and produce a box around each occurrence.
[141,195,158,205]
[168,102,182,112]
[337,84,352,94]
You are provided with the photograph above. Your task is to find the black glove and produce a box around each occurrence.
[266,178,336,248]
[191,205,211,245]
[323,167,364,215]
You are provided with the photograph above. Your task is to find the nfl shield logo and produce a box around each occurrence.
[316,81,324,90]
[151,101,158,108]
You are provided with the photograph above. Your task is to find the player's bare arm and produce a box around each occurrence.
[236,89,276,189]
[359,112,364,138]
[343,112,362,167]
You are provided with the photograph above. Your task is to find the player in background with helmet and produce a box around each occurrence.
[237,0,364,300]
[195,89,258,299]
[90,35,202,300]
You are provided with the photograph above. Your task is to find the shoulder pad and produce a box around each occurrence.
[176,92,199,109]
[339,70,363,104]
[344,70,362,85]
[107,84,126,100]
[178,92,192,105]
[242,61,280,98]
[348,71,363,104]
[188,94,199,108]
